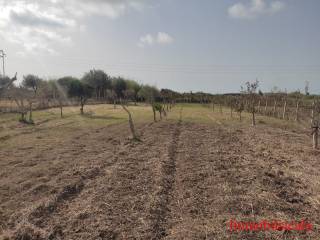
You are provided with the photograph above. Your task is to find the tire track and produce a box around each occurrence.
[149,121,181,239]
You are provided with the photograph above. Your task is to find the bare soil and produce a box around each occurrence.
[0,120,319,239]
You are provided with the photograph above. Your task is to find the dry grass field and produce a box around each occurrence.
[0,104,319,239]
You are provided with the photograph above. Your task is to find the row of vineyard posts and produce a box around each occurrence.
[170,84,320,149]
[210,93,320,149]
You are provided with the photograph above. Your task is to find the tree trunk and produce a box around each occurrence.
[313,129,318,149]
[273,101,277,117]
[80,98,84,115]
[312,123,319,149]
[163,108,167,117]
[20,112,26,122]
[29,102,33,122]
[295,101,299,122]
[257,100,261,114]
[239,111,242,121]
[282,101,287,120]
[80,104,84,115]
[311,101,315,125]
[152,106,156,122]
[121,105,138,140]
[264,99,268,115]
[60,103,63,118]
[252,111,256,126]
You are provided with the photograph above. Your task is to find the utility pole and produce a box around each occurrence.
[0,50,6,77]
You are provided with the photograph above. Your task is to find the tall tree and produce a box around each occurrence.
[112,77,127,99]
[242,80,259,126]
[22,75,42,95]
[82,69,111,99]
[68,79,93,114]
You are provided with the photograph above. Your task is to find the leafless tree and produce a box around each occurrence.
[120,101,139,141]
[242,80,259,126]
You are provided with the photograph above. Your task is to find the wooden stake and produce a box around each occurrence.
[282,100,287,120]
[312,121,319,149]
[264,99,268,115]
[121,104,138,140]
[311,101,315,125]
[313,129,318,149]
[273,100,277,117]
[295,101,299,122]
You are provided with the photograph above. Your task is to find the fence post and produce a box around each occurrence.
[264,99,268,115]
[295,101,299,122]
[312,121,319,149]
[311,100,315,125]
[282,100,287,120]
[273,100,277,117]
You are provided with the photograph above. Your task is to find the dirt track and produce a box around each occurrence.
[0,120,319,239]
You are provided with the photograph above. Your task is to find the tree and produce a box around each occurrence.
[305,81,310,96]
[242,80,259,126]
[6,85,33,123]
[138,85,160,122]
[58,76,77,89]
[125,80,141,104]
[82,69,111,99]
[68,79,93,114]
[235,97,245,121]
[21,75,43,123]
[121,102,139,141]
[22,75,42,95]
[112,77,127,99]
[0,76,11,89]
[137,85,159,103]
[46,80,67,117]
[0,73,17,97]
[227,96,237,118]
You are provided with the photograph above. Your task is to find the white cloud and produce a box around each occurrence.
[138,34,154,47]
[0,0,151,55]
[228,0,285,19]
[138,32,174,47]
[157,32,174,44]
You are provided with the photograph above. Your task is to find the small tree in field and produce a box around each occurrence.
[228,96,237,118]
[242,80,259,126]
[68,79,93,114]
[235,97,245,121]
[7,86,33,123]
[311,100,320,149]
[0,73,17,97]
[137,85,160,122]
[21,75,43,122]
[120,101,139,141]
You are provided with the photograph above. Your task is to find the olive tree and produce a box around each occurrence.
[68,79,93,114]
[242,80,259,126]
[82,69,111,100]
[138,85,160,122]
[21,75,43,122]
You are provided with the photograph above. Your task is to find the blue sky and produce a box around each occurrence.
[1,0,320,93]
